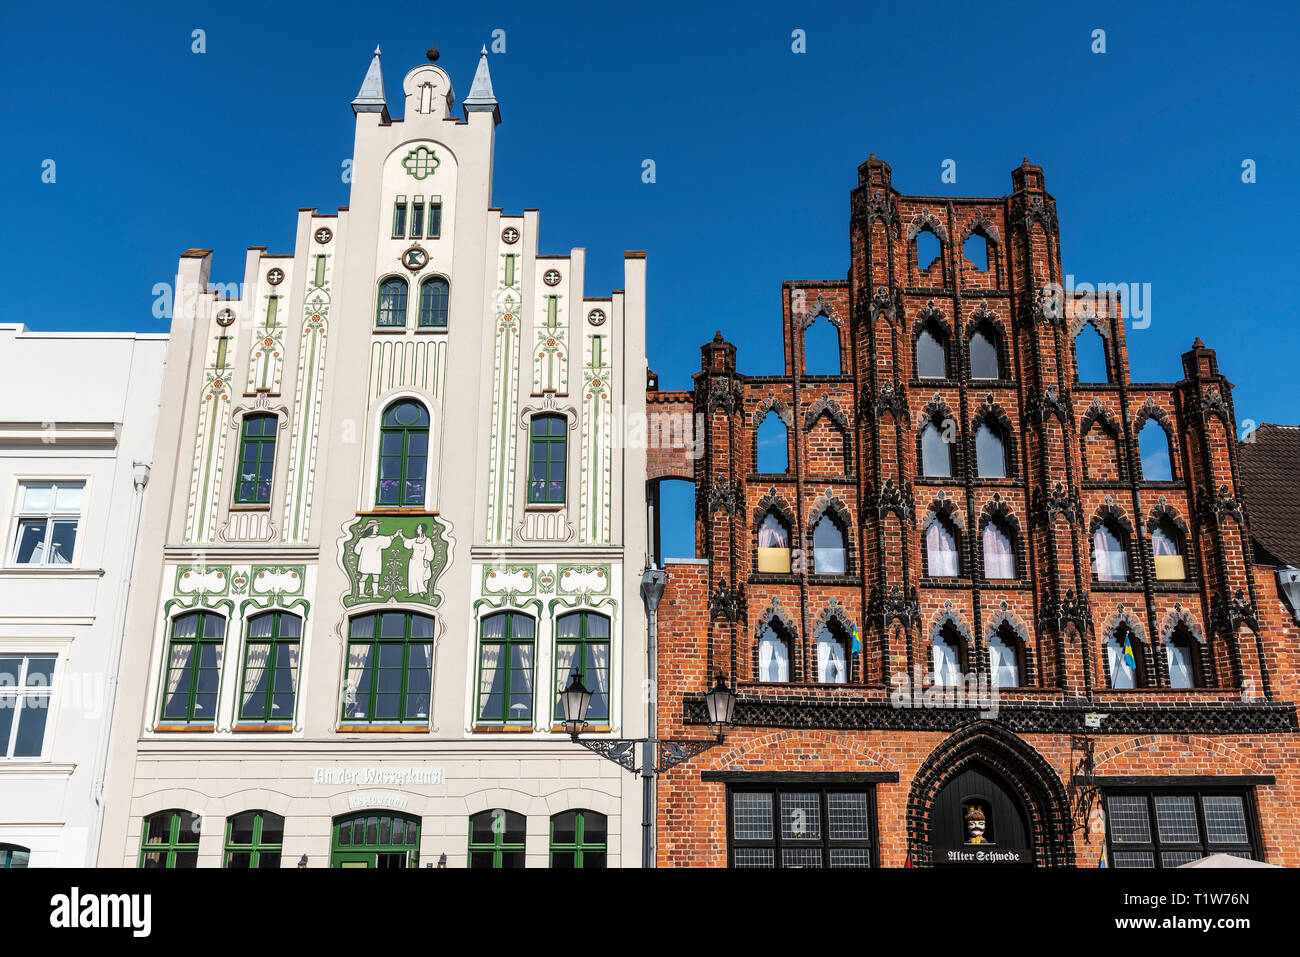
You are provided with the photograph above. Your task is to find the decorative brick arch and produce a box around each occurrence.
[906,721,1074,867]
[806,488,855,577]
[906,210,949,245]
[1158,603,1206,644]
[751,395,793,429]
[971,394,1019,479]
[928,599,974,648]
[711,729,900,774]
[752,596,800,681]
[803,394,850,432]
[796,293,845,331]
[1131,397,1179,479]
[1099,603,1149,646]
[1094,736,1267,777]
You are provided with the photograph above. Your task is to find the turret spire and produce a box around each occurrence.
[351,44,389,119]
[463,45,500,124]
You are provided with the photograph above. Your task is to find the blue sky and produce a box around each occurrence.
[2,0,1296,557]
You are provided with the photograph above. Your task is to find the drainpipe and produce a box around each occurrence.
[89,461,150,865]
[639,566,667,868]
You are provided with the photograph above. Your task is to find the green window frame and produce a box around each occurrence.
[342,612,434,724]
[331,812,420,868]
[528,414,567,504]
[376,276,408,328]
[550,810,607,868]
[418,276,449,328]
[410,198,424,239]
[391,197,407,239]
[376,399,429,507]
[224,810,284,868]
[160,611,225,723]
[237,611,301,724]
[139,809,201,868]
[553,611,611,723]
[476,612,535,724]
[0,843,30,868]
[235,413,277,505]
[468,809,526,868]
[427,201,442,238]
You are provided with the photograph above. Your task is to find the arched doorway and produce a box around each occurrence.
[908,721,1074,867]
[330,811,421,868]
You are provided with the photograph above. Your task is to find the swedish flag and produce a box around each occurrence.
[852,625,862,654]
[1122,634,1136,671]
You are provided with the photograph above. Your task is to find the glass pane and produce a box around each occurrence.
[143,814,172,845]
[1166,639,1196,689]
[828,793,870,840]
[582,813,607,844]
[1094,526,1129,581]
[812,519,846,574]
[552,851,576,868]
[780,793,822,841]
[975,424,1007,478]
[816,630,847,683]
[916,328,946,378]
[501,811,526,845]
[781,847,823,868]
[732,792,773,841]
[932,636,961,687]
[988,631,1020,687]
[758,513,788,548]
[1112,851,1155,868]
[1154,795,1200,844]
[829,847,871,867]
[1161,850,1204,868]
[47,520,78,563]
[552,811,577,845]
[1202,796,1249,844]
[921,424,952,477]
[733,848,775,868]
[983,522,1016,579]
[1108,636,1138,689]
[969,331,999,379]
[1107,794,1151,843]
[12,520,48,564]
[13,699,50,756]
[757,626,789,682]
[926,520,959,577]
[21,484,53,512]
[260,813,285,845]
[470,812,497,845]
[24,656,55,686]
[54,484,83,512]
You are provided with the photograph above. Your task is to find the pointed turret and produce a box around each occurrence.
[462,46,501,124]
[351,45,389,120]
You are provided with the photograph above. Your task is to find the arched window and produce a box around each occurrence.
[469,810,525,868]
[554,611,611,723]
[921,421,954,477]
[975,422,1008,478]
[803,316,841,375]
[811,514,847,575]
[1093,522,1130,582]
[333,811,420,868]
[1165,630,1200,689]
[528,414,568,504]
[377,399,429,507]
[969,328,1001,379]
[988,626,1021,687]
[982,520,1016,579]
[1151,518,1186,581]
[343,611,435,724]
[925,517,960,578]
[756,411,788,473]
[815,624,848,684]
[916,323,948,379]
[757,622,791,682]
[757,512,792,574]
[550,810,607,868]
[932,627,962,686]
[376,277,408,328]
[161,611,226,723]
[1138,419,1174,481]
[224,810,285,868]
[1074,324,1108,383]
[915,229,941,271]
[1107,628,1144,689]
[235,413,277,505]
[418,276,449,328]
[963,232,990,271]
[139,810,201,868]
[476,612,535,724]
[0,844,31,868]
[238,611,302,725]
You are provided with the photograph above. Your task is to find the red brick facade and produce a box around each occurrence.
[650,157,1300,868]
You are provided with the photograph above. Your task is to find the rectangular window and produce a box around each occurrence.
[0,653,56,758]
[238,613,301,724]
[477,613,535,724]
[427,201,442,239]
[553,613,611,723]
[528,415,567,504]
[224,811,285,868]
[160,612,226,724]
[1105,788,1259,868]
[10,481,83,566]
[727,785,876,868]
[392,196,407,239]
[410,197,424,239]
[342,612,434,724]
[235,415,277,505]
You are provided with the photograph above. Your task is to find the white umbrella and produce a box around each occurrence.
[1177,853,1281,869]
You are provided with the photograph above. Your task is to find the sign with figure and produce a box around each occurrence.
[339,514,452,607]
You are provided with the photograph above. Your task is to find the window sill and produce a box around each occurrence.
[0,566,103,579]
[472,724,537,733]
[232,724,294,733]
[0,761,76,778]
[414,327,448,334]
[337,724,430,733]
[358,508,439,517]
[525,503,566,511]
[371,326,409,335]
[152,724,215,733]
[229,505,271,512]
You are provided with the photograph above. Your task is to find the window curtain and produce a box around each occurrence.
[926,521,959,577]
[240,644,270,720]
[817,630,847,683]
[759,627,789,682]
[1166,639,1195,688]
[932,637,961,686]
[758,517,788,548]
[343,645,372,719]
[1107,636,1137,689]
[988,632,1020,687]
[982,523,1016,579]
[1094,527,1129,581]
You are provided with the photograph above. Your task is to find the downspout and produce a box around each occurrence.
[89,460,150,865]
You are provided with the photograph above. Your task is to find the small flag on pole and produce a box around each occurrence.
[1098,843,1109,868]
[852,625,862,655]
[1122,634,1136,671]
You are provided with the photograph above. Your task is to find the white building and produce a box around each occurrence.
[97,45,650,868]
[0,323,166,867]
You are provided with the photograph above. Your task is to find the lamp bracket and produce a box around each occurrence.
[656,737,722,774]
[571,736,640,774]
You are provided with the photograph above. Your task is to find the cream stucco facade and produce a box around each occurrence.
[97,46,649,868]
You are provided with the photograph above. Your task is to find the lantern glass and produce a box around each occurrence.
[560,668,594,728]
[704,673,736,727]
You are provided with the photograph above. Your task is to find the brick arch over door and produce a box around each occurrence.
[906,721,1074,868]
